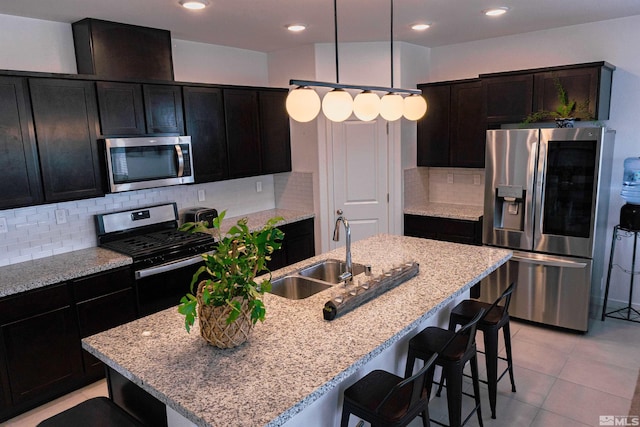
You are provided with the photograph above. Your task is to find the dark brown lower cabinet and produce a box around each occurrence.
[0,267,136,422]
[0,284,83,420]
[268,218,315,271]
[404,214,482,246]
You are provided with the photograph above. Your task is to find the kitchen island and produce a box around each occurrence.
[82,234,511,427]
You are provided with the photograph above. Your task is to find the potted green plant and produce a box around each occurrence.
[177,211,284,348]
[522,77,593,127]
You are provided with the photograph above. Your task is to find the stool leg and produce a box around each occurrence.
[503,321,516,393]
[340,406,350,427]
[436,320,459,397]
[405,350,417,378]
[444,364,463,427]
[470,355,484,427]
[483,328,499,419]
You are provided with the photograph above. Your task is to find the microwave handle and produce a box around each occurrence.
[175,144,185,177]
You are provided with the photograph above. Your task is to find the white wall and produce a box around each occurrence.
[426,15,640,309]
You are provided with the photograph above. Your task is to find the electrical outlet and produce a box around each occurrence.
[447,173,454,184]
[198,189,206,202]
[256,181,262,193]
[55,209,67,225]
[473,174,481,186]
[0,217,7,233]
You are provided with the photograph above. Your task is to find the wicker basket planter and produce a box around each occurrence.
[197,282,254,348]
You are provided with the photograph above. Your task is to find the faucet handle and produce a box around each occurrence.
[336,209,343,215]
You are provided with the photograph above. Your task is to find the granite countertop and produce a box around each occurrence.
[0,248,132,298]
[83,234,511,427]
[217,208,314,233]
[404,203,484,221]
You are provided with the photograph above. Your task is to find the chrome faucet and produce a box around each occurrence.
[333,209,352,282]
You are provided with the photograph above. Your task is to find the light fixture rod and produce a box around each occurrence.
[290,80,422,95]
[390,0,394,88]
[334,0,340,84]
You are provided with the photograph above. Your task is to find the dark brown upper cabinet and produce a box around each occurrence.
[29,78,104,202]
[482,74,534,125]
[0,76,43,209]
[96,81,146,135]
[480,61,614,126]
[183,86,228,183]
[72,18,174,81]
[259,90,292,174]
[417,79,485,168]
[143,84,184,134]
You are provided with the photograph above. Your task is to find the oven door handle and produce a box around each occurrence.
[135,253,212,279]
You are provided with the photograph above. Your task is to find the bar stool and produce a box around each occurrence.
[404,309,485,427]
[36,397,144,427]
[444,282,516,419]
[340,352,439,427]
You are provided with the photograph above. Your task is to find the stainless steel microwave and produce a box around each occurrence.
[103,136,194,193]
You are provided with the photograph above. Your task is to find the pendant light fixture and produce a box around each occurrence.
[286,0,427,123]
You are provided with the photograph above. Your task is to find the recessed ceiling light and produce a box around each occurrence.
[411,23,431,31]
[287,24,307,32]
[483,7,509,16]
[179,0,209,10]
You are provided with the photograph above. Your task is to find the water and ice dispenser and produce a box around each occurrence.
[620,156,640,230]
[494,185,525,231]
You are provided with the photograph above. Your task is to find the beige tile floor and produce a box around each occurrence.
[3,316,640,427]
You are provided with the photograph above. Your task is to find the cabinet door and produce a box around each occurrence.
[417,84,450,167]
[143,84,184,134]
[404,214,482,245]
[96,81,146,136]
[0,284,82,409]
[259,90,291,174]
[183,86,228,182]
[482,74,534,124]
[450,80,486,168]
[533,67,601,120]
[282,218,315,266]
[29,78,103,202]
[224,89,262,178]
[0,76,42,209]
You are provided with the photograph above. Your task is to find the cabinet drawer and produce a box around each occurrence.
[71,267,132,302]
[404,214,482,245]
[0,284,71,324]
[76,288,137,338]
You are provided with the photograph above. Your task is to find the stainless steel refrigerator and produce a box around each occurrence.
[480,127,615,331]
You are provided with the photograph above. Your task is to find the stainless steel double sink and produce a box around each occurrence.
[268,259,365,299]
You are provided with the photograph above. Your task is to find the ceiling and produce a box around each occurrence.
[1,0,640,53]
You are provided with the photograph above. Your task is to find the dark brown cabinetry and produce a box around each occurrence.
[183,86,228,182]
[71,267,136,380]
[417,79,485,168]
[267,218,315,271]
[97,82,184,136]
[0,284,83,420]
[224,88,262,178]
[0,267,136,422]
[404,214,482,245]
[481,61,614,126]
[0,76,42,209]
[29,78,103,202]
[259,90,292,174]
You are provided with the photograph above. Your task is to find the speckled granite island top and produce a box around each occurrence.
[404,203,484,221]
[0,248,131,298]
[82,234,510,427]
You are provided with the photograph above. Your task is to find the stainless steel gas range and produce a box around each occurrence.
[95,203,217,316]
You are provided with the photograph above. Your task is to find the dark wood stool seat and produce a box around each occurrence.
[446,282,516,419]
[404,309,485,427]
[36,397,144,427]
[341,353,439,427]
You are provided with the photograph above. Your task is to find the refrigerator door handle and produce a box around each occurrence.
[512,252,588,269]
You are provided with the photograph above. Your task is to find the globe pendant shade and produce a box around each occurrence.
[286,87,321,122]
[403,94,428,121]
[380,93,404,121]
[322,89,353,122]
[353,91,381,121]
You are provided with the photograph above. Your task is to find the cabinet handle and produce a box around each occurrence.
[175,144,184,177]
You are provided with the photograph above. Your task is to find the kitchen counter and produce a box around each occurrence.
[0,247,132,298]
[404,202,484,221]
[217,208,314,234]
[82,234,510,427]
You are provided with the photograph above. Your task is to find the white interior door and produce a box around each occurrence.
[331,119,389,244]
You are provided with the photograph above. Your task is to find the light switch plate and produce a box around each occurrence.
[473,174,481,186]
[198,189,206,202]
[256,181,262,193]
[447,173,454,184]
[0,217,7,233]
[55,209,67,225]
